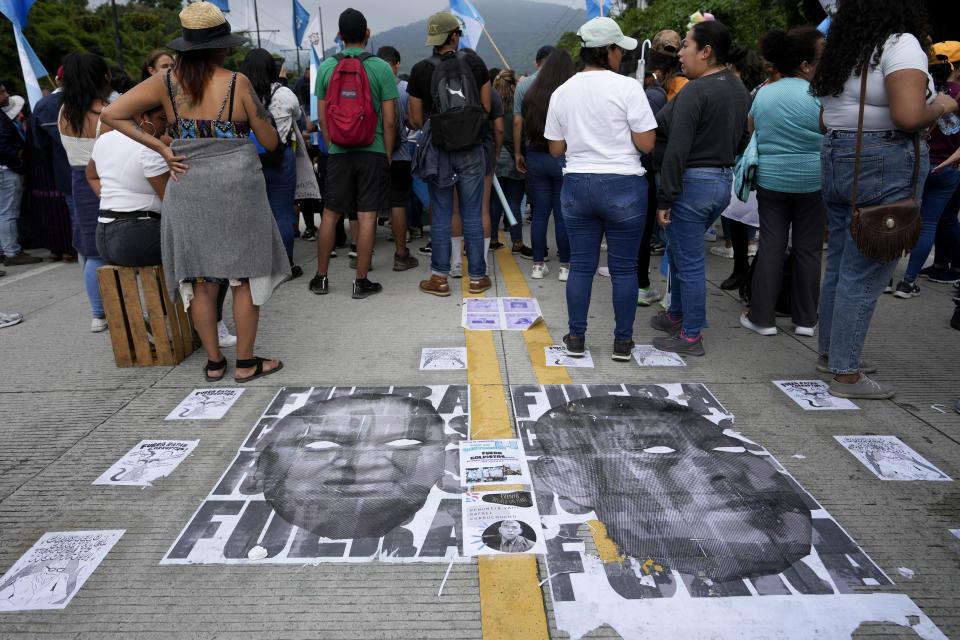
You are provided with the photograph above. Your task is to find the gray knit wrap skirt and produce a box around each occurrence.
[161,138,290,307]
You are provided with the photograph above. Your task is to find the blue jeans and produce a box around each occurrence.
[818,131,929,373]
[562,173,647,342]
[490,176,524,244]
[904,166,960,280]
[428,146,486,278]
[262,146,297,259]
[79,254,107,318]
[0,167,23,255]
[526,149,569,263]
[665,168,733,337]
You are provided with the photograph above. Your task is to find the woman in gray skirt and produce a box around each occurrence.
[102,1,289,383]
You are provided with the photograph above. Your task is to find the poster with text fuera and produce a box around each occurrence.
[162,386,468,564]
[510,383,946,640]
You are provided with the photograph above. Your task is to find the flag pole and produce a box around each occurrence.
[480,24,510,69]
[318,6,326,57]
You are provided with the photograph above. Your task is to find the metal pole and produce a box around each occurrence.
[254,0,262,47]
[109,0,124,66]
[318,6,326,58]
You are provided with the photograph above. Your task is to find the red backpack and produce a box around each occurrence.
[325,52,377,147]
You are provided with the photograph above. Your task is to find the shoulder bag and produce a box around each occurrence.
[849,68,921,262]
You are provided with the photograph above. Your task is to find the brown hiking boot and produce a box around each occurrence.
[4,251,43,266]
[420,275,451,296]
[469,275,492,294]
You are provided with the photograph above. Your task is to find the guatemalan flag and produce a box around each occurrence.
[207,0,229,11]
[586,0,611,20]
[292,0,310,47]
[449,0,484,51]
[0,0,49,108]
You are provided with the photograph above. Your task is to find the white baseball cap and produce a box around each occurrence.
[577,17,638,50]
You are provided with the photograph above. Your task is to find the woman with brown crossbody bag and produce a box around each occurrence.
[809,0,958,400]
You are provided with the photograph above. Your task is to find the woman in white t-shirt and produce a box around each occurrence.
[543,17,657,362]
[809,0,958,400]
[86,105,170,267]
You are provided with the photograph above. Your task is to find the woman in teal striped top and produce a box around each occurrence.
[741,27,827,337]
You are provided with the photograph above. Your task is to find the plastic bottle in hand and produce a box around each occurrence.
[937,88,960,135]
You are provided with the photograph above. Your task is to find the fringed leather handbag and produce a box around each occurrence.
[849,70,922,261]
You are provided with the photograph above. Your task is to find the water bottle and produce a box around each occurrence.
[936,86,960,135]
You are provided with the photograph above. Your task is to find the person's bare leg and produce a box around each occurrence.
[232,281,279,378]
[190,281,223,376]
[391,206,408,255]
[315,209,341,275]
[355,211,376,279]
[349,219,359,247]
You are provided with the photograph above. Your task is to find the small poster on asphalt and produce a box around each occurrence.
[460,439,531,487]
[774,380,859,410]
[632,345,687,366]
[93,440,198,486]
[165,388,244,420]
[545,345,594,368]
[462,297,542,331]
[420,347,468,370]
[0,530,124,611]
[462,490,545,556]
[834,436,952,481]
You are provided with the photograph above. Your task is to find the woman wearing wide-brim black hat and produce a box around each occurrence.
[102,1,289,384]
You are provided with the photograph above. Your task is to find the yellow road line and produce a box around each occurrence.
[461,247,550,640]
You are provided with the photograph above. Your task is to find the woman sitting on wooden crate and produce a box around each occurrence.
[85,104,170,267]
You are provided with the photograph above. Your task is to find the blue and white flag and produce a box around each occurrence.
[449,0,484,51]
[0,0,49,108]
[208,0,229,11]
[333,34,344,52]
[309,44,320,124]
[586,0,611,20]
[298,9,320,49]
[292,0,310,47]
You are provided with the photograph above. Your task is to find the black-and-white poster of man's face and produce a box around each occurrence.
[253,394,446,540]
[532,396,812,582]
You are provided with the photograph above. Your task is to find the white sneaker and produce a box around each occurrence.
[449,263,463,278]
[739,311,776,336]
[597,266,610,277]
[531,263,549,279]
[747,242,758,258]
[558,266,569,282]
[217,321,237,347]
[91,317,108,333]
[0,312,23,328]
[710,246,734,259]
[794,325,815,337]
[704,228,718,242]
[637,287,662,307]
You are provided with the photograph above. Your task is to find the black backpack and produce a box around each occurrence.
[428,51,485,151]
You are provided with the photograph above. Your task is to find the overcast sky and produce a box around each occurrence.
[92,0,586,51]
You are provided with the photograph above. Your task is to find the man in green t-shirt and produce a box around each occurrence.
[309,8,398,299]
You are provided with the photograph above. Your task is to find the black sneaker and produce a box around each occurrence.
[348,244,358,258]
[882,279,894,294]
[302,229,316,241]
[928,268,960,284]
[893,279,920,299]
[918,264,941,279]
[490,241,505,250]
[512,244,534,259]
[309,273,329,295]
[612,339,635,361]
[352,278,382,299]
[393,249,419,271]
[652,334,705,356]
[289,265,303,280]
[418,242,432,256]
[649,310,682,336]
[562,333,585,357]
[650,242,666,256]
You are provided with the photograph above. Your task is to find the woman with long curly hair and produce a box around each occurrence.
[58,51,112,331]
[521,49,574,280]
[810,0,957,399]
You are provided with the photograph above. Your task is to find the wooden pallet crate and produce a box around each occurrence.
[96,265,198,367]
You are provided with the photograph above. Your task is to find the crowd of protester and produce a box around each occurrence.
[1,1,959,404]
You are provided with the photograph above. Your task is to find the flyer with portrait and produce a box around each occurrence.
[460,439,531,487]
[462,297,542,331]
[462,490,545,556]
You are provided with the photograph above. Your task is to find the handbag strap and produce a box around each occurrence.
[850,65,920,209]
